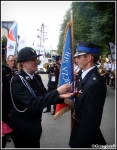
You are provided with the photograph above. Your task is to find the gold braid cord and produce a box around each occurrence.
[54,21,74,120]
[63,21,72,50]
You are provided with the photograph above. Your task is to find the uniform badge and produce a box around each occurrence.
[31,49,35,53]
[25,76,30,81]
[93,77,96,80]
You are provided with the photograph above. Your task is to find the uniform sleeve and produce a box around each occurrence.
[76,83,106,146]
[6,67,13,110]
[11,75,61,111]
[35,73,48,94]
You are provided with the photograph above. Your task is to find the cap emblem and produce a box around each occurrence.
[31,49,35,53]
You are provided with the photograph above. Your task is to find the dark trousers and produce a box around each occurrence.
[110,78,115,89]
[2,115,11,148]
[11,133,40,148]
[105,73,109,84]
[46,87,57,111]
[69,124,106,148]
[2,135,7,148]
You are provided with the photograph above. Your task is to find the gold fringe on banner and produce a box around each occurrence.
[63,21,72,51]
[54,105,73,120]
[64,98,74,108]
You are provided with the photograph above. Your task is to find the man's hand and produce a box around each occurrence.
[57,84,72,95]
[59,91,77,99]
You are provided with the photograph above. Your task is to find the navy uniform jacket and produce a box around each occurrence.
[75,69,82,89]
[11,67,18,76]
[69,66,107,148]
[2,65,13,124]
[9,70,62,140]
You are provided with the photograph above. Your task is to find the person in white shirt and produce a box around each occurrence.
[110,60,115,89]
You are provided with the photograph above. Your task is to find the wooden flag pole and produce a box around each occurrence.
[70,9,74,133]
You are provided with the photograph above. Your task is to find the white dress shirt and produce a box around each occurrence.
[24,71,34,80]
[82,66,96,80]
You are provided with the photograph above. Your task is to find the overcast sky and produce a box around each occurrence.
[1,1,72,49]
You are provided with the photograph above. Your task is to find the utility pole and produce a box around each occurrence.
[42,23,48,42]
[51,45,53,58]
[37,24,43,55]
[40,24,43,47]
[37,23,48,57]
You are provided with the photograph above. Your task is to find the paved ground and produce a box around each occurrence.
[5,74,116,148]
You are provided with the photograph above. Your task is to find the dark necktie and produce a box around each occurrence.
[80,76,82,82]
[32,76,35,80]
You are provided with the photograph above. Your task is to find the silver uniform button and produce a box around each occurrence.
[93,77,96,80]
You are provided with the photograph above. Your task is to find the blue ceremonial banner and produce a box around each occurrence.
[59,27,74,94]
[54,25,74,120]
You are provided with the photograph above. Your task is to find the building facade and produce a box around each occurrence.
[1,21,14,37]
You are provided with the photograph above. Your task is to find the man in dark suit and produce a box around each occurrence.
[2,44,13,148]
[69,41,107,148]
[7,55,18,76]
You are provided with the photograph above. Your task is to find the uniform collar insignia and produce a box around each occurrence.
[93,77,96,80]
[31,49,35,53]
[25,76,30,81]
[76,89,82,97]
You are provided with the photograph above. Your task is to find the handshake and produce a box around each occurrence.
[57,83,77,99]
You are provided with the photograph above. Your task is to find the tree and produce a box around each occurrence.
[57,2,115,57]
[2,35,7,65]
[2,35,7,45]
[57,9,71,56]
[46,52,51,58]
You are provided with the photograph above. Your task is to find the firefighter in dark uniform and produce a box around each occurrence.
[2,44,13,148]
[69,41,107,148]
[9,47,76,148]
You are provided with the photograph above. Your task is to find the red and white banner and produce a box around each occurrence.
[18,29,27,52]
[7,22,18,58]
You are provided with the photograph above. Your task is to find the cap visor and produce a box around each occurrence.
[74,52,86,57]
[37,54,42,57]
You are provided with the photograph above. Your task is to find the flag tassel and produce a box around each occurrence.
[54,105,73,120]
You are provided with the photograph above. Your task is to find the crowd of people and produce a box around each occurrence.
[2,41,115,148]
[96,59,116,90]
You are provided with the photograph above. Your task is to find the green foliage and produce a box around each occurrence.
[2,35,7,45]
[57,2,115,57]
[38,59,41,65]
[2,35,7,65]
[57,9,71,56]
[2,59,7,65]
[46,52,51,58]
